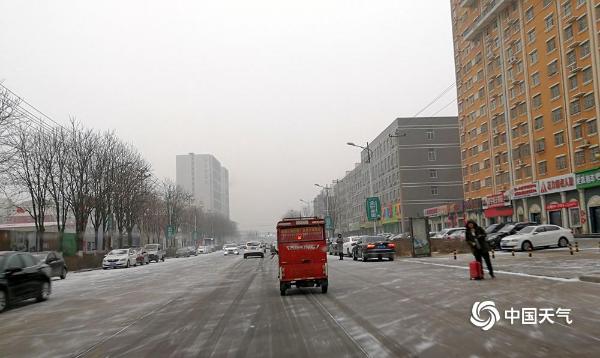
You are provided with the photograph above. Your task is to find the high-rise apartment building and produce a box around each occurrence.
[176,153,230,218]
[451,0,600,233]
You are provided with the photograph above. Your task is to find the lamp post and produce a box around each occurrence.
[315,184,332,238]
[389,128,408,234]
[300,199,311,217]
[347,142,377,235]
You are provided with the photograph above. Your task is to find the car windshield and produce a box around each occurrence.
[485,224,499,233]
[32,254,48,261]
[109,250,128,255]
[224,244,237,248]
[145,245,159,251]
[518,226,537,234]
[499,225,515,233]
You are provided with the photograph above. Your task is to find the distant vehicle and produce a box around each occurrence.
[144,244,165,262]
[103,249,137,269]
[487,222,537,249]
[223,244,239,256]
[132,247,149,265]
[187,247,197,256]
[432,227,465,239]
[32,251,67,279]
[390,232,412,240]
[244,241,264,259]
[342,236,360,256]
[276,217,328,296]
[175,248,190,258]
[197,246,207,254]
[0,251,51,313]
[500,225,574,251]
[352,236,395,262]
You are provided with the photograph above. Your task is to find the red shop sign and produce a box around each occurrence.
[546,201,579,211]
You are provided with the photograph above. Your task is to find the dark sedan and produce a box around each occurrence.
[175,248,190,258]
[352,236,395,262]
[0,251,51,313]
[33,251,68,279]
[487,222,537,249]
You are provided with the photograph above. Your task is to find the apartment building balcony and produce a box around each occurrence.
[462,0,512,41]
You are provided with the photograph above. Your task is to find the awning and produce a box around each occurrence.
[484,207,513,218]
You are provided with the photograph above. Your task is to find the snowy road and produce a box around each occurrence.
[1,252,600,358]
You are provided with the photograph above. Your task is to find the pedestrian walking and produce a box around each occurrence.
[336,234,344,260]
[465,220,495,279]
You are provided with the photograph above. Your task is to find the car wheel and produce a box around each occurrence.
[36,282,50,302]
[558,237,569,247]
[521,241,533,252]
[126,261,130,268]
[0,289,8,312]
[389,256,395,261]
[321,283,328,294]
[60,267,67,280]
[244,255,247,259]
[362,254,368,262]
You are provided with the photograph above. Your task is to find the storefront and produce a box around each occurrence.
[423,203,463,231]
[576,168,600,233]
[511,182,539,222]
[482,192,513,223]
[538,174,578,229]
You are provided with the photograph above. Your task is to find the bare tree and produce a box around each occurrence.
[0,88,22,186]
[160,179,192,247]
[46,126,71,250]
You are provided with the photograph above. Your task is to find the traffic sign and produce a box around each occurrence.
[166,225,175,238]
[325,216,333,230]
[365,197,381,221]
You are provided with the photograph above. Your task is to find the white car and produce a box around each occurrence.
[197,246,207,254]
[223,244,240,256]
[500,225,574,251]
[244,241,264,259]
[342,236,360,256]
[432,227,465,239]
[103,249,137,269]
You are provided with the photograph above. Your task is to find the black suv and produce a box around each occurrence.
[0,251,52,313]
[487,222,537,249]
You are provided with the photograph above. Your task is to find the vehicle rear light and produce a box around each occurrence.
[388,243,395,248]
[367,244,375,249]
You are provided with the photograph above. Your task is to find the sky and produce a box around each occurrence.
[0,0,458,231]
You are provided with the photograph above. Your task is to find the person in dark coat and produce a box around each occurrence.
[465,220,495,278]
[336,234,344,260]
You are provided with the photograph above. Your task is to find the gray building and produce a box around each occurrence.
[176,153,230,218]
[328,117,463,235]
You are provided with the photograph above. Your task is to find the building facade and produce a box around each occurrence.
[176,153,230,218]
[451,0,600,233]
[324,117,464,235]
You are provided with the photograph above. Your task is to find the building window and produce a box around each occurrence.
[575,151,586,166]
[550,84,560,99]
[580,41,590,58]
[534,116,544,130]
[554,131,565,146]
[481,123,488,133]
[570,100,581,115]
[569,75,578,90]
[587,119,597,134]
[574,125,583,139]
[563,2,572,17]
[532,94,542,108]
[482,141,489,151]
[531,72,540,86]
[591,147,600,163]
[545,14,554,30]
[552,108,563,122]
[431,186,439,196]
[582,67,593,83]
[583,93,595,110]
[564,25,573,40]
[566,50,577,66]
[529,50,538,64]
[485,177,492,187]
[429,169,438,178]
[525,7,534,21]
[548,60,558,76]
[535,138,546,152]
[426,130,434,140]
[538,161,547,175]
[428,149,436,161]
[546,37,556,53]
[556,156,568,170]
[577,15,588,32]
[543,0,552,7]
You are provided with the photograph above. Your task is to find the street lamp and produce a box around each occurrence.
[315,184,332,237]
[347,141,377,235]
[389,128,408,234]
[300,199,311,217]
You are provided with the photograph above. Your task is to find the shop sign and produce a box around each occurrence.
[482,192,510,209]
[464,198,482,211]
[539,174,576,194]
[576,168,600,189]
[511,183,539,200]
[423,205,448,217]
[546,201,579,211]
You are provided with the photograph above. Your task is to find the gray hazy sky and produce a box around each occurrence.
[0,1,457,231]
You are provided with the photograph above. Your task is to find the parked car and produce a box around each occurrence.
[342,236,360,256]
[487,222,537,249]
[432,227,465,239]
[103,249,138,269]
[485,223,507,235]
[197,246,207,254]
[0,251,51,313]
[32,251,68,279]
[244,241,264,259]
[187,247,197,256]
[175,248,190,258]
[351,236,395,262]
[133,247,149,265]
[390,233,412,240]
[500,225,574,251]
[145,244,165,262]
[223,244,240,256]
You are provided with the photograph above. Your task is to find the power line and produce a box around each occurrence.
[412,82,456,117]
[429,97,458,117]
[0,82,67,131]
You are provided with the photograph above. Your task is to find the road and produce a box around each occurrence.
[1,250,600,358]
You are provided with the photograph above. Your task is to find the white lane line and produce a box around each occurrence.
[409,260,581,283]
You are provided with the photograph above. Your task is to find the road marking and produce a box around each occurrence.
[410,260,581,283]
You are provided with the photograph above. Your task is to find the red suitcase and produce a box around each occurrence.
[469,261,484,280]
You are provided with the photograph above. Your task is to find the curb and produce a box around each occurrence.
[579,273,600,284]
